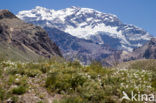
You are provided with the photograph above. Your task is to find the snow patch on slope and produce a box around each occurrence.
[65,23,122,39]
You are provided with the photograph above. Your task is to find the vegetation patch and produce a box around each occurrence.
[0,59,155,103]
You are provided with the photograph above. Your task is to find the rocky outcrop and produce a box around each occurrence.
[0,10,62,60]
[122,38,156,61]
[0,10,17,19]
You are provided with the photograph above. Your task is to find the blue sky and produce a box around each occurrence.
[0,0,156,36]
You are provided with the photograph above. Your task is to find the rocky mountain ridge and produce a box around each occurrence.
[0,10,62,61]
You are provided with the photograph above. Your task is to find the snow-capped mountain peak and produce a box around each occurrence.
[17,6,152,51]
[18,6,118,23]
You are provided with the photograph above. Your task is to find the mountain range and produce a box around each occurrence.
[16,6,154,65]
[0,7,155,65]
[17,6,152,52]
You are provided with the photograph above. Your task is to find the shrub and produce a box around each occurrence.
[89,61,103,70]
[37,101,44,103]
[46,71,87,94]
[0,54,7,62]
[152,73,156,89]
[68,60,82,68]
[129,59,156,70]
[24,69,42,77]
[0,88,5,101]
[0,68,2,77]
[87,61,105,74]
[46,72,73,93]
[12,86,27,95]
[70,74,87,90]
[8,75,16,86]
[10,96,18,103]
[8,65,42,77]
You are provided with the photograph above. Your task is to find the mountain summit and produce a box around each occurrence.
[0,10,17,19]
[17,6,152,51]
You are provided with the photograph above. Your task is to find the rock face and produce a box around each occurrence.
[122,38,156,61]
[0,10,62,61]
[143,38,156,59]
[44,27,121,65]
[0,10,17,19]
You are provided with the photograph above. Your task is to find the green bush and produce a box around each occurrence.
[24,69,42,77]
[152,74,156,89]
[37,101,44,103]
[8,66,42,77]
[8,75,16,86]
[39,64,51,73]
[87,61,105,74]
[46,70,88,93]
[10,96,18,103]
[68,60,82,68]
[0,88,5,101]
[0,68,2,77]
[129,59,156,70]
[12,86,27,95]
[70,74,87,90]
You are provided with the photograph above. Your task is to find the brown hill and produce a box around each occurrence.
[0,10,62,61]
